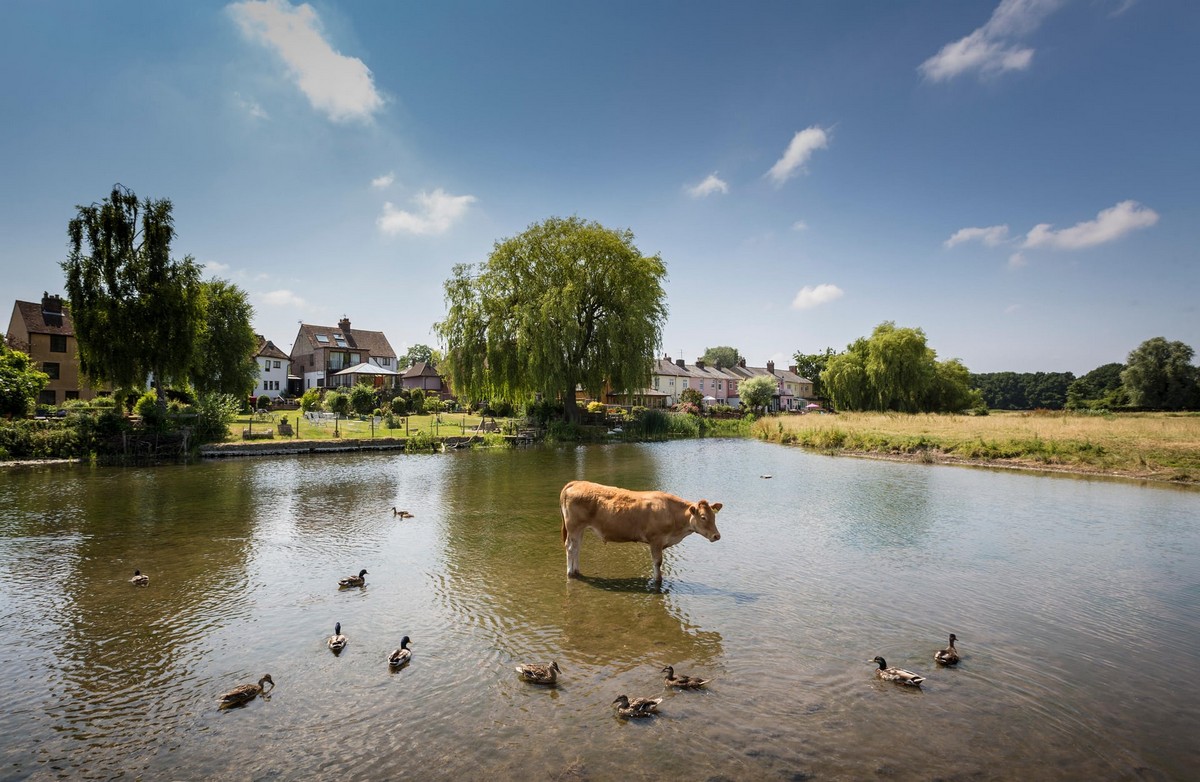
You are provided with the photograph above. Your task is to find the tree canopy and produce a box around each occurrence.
[793,347,836,398]
[191,279,258,398]
[0,343,49,417]
[823,322,981,412]
[737,375,777,414]
[1121,337,1198,409]
[403,343,434,368]
[435,216,667,423]
[970,371,1075,410]
[700,346,741,370]
[62,185,202,406]
[1066,363,1128,410]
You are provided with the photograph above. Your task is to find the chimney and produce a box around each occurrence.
[767,360,775,375]
[695,359,706,369]
[738,358,746,368]
[789,365,798,375]
[41,292,63,314]
[676,358,686,369]
[338,316,351,332]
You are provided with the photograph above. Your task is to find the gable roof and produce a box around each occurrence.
[293,322,397,359]
[11,300,73,337]
[402,361,441,379]
[255,335,290,361]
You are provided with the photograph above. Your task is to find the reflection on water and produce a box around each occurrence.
[0,442,1198,781]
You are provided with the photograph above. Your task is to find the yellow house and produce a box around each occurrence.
[6,293,103,406]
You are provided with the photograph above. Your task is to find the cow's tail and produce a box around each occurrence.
[560,482,572,545]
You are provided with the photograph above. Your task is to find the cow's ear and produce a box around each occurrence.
[687,504,698,516]
[711,502,723,513]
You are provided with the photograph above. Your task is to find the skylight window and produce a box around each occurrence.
[334,335,348,346]
[316,334,329,343]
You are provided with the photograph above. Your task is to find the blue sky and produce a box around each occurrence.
[3,0,1196,375]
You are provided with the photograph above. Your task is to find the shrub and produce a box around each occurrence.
[256,394,272,411]
[325,390,350,416]
[390,397,408,415]
[423,398,443,415]
[405,429,434,452]
[135,391,164,430]
[194,393,240,442]
[410,388,426,411]
[586,401,605,414]
[349,383,376,415]
[299,388,322,412]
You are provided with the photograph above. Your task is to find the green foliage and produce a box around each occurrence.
[422,397,443,415]
[404,428,434,452]
[700,346,741,370]
[193,392,240,442]
[192,279,258,397]
[62,185,202,408]
[1121,337,1199,410]
[403,344,434,369]
[823,322,979,413]
[0,342,49,417]
[300,388,321,412]
[135,390,163,429]
[435,216,668,423]
[256,394,272,410]
[738,375,777,414]
[679,387,704,406]
[390,396,408,415]
[349,383,376,415]
[325,390,350,416]
[586,400,605,414]
[970,371,1075,410]
[793,347,837,398]
[1067,363,1128,410]
[410,388,426,411]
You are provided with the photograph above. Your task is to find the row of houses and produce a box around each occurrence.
[9,292,815,411]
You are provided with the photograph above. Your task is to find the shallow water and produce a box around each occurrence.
[1,440,1197,780]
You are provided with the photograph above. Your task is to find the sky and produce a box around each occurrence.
[2,0,1197,376]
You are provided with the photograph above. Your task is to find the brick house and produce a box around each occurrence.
[289,316,399,391]
[6,293,104,406]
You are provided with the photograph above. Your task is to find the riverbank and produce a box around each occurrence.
[751,410,1200,486]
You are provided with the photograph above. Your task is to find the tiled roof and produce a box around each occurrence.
[293,322,397,359]
[255,335,290,361]
[11,300,73,336]
[402,361,441,379]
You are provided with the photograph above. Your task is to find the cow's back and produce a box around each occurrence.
[561,481,682,544]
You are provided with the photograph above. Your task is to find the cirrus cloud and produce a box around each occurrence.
[791,283,844,310]
[920,0,1063,82]
[766,126,830,186]
[377,188,477,236]
[228,0,384,123]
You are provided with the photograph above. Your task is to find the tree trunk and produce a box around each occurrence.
[563,384,580,424]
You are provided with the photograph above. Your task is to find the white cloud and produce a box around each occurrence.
[259,289,308,308]
[234,92,269,119]
[229,0,384,123]
[201,260,231,275]
[685,172,729,198]
[791,283,844,310]
[944,224,1010,248]
[791,220,808,231]
[766,126,830,186]
[1022,200,1159,250]
[920,0,1062,82]
[377,188,477,236]
[371,172,395,189]
[1007,252,1028,269]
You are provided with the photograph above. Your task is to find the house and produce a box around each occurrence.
[726,359,814,411]
[650,356,739,407]
[289,316,399,391]
[6,292,104,406]
[252,335,291,400]
[401,361,449,399]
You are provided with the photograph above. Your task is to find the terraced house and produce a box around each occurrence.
[649,355,814,411]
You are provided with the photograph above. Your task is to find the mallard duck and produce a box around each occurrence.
[388,636,412,668]
[515,661,560,684]
[219,674,274,707]
[339,569,368,588]
[662,665,710,689]
[612,694,663,718]
[129,570,149,586]
[328,622,347,652]
[934,633,960,665]
[870,656,925,686]
[391,507,414,518]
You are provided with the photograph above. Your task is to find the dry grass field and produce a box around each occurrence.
[752,411,1200,485]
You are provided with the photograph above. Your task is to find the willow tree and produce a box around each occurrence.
[191,279,259,398]
[435,216,667,423]
[62,185,202,412]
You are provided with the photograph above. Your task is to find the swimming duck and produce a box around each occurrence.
[870,656,925,686]
[339,569,368,588]
[934,633,960,666]
[328,622,347,652]
[515,661,560,685]
[388,636,413,668]
[612,694,663,718]
[129,570,149,586]
[391,507,414,518]
[662,665,710,689]
[219,674,274,707]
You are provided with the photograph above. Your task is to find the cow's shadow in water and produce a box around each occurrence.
[573,574,760,605]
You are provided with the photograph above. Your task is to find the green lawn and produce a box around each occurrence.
[231,410,505,441]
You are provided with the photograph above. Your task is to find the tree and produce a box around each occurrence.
[679,387,704,406]
[1121,337,1199,409]
[823,322,978,412]
[1067,363,1128,410]
[0,343,49,417]
[435,216,668,423]
[325,390,350,416]
[403,343,435,369]
[349,383,376,415]
[793,347,837,398]
[701,346,741,370]
[738,375,777,415]
[192,279,258,398]
[62,185,202,413]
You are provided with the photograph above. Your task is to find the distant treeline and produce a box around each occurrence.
[970,363,1130,411]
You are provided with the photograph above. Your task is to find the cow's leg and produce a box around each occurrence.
[565,525,583,578]
[649,543,664,585]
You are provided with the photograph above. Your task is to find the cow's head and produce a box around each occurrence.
[687,500,723,541]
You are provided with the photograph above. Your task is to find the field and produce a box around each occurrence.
[232,410,499,441]
[752,410,1200,485]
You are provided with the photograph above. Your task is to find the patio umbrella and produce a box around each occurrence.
[806,403,821,409]
[703,396,717,403]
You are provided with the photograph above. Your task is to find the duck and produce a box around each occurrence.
[662,665,710,689]
[391,507,414,519]
[612,694,663,718]
[129,570,149,586]
[934,633,960,666]
[515,661,560,685]
[388,636,413,668]
[219,674,274,707]
[338,569,368,588]
[870,656,925,686]
[328,622,347,652]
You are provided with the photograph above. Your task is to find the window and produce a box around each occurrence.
[309,354,314,366]
[316,334,329,343]
[39,390,56,406]
[317,378,324,387]
[43,362,60,380]
[653,377,660,389]
[350,353,360,365]
[380,357,390,366]
[66,390,79,400]
[263,361,271,372]
[681,379,688,389]
[273,360,281,368]
[50,335,67,353]
[335,335,348,347]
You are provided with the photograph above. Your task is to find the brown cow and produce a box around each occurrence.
[560,480,723,585]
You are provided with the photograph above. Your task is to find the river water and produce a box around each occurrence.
[1,439,1197,781]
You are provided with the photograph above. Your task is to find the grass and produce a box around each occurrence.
[231,411,502,442]
[752,410,1200,485]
